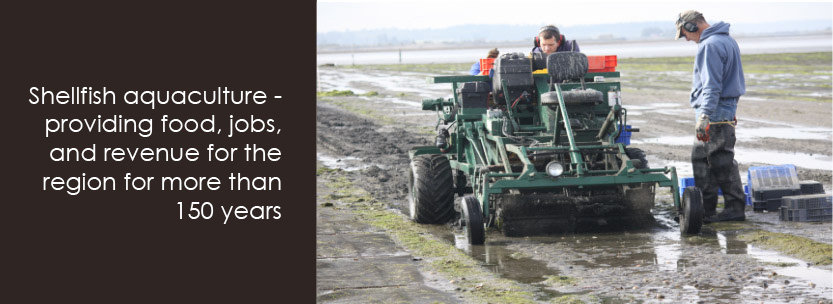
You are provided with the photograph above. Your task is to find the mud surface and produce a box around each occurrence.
[316,61,833,303]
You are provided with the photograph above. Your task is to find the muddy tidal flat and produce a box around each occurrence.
[316,52,833,303]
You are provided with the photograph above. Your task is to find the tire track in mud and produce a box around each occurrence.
[317,104,430,213]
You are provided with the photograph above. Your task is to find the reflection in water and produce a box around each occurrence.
[651,230,682,271]
[428,210,832,302]
[453,231,554,284]
[717,232,749,255]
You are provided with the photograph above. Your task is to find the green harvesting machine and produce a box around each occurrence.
[408,52,704,244]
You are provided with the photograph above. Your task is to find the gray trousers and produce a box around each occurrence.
[691,123,746,214]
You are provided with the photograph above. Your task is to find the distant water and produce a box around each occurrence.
[317,34,832,65]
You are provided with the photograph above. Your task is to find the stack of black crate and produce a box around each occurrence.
[779,181,832,222]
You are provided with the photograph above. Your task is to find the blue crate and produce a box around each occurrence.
[744,185,750,205]
[615,125,631,146]
[678,177,725,197]
[748,165,800,193]
[748,165,800,205]
[678,177,694,197]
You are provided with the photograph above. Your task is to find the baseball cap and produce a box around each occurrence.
[675,10,703,40]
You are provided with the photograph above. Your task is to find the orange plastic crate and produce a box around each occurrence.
[479,58,496,75]
[587,55,617,73]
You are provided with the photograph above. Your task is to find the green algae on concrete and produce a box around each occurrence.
[316,166,341,175]
[543,275,577,287]
[705,220,750,232]
[551,295,585,304]
[739,230,832,266]
[318,169,536,304]
[317,90,356,97]
[762,262,800,267]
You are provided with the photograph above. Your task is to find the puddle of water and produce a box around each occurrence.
[799,92,831,97]
[735,147,832,171]
[425,207,832,302]
[624,103,682,110]
[417,224,558,285]
[319,69,449,98]
[736,127,832,141]
[631,136,693,146]
[316,153,371,171]
[651,230,682,272]
[716,231,751,255]
[740,117,813,128]
[745,244,833,290]
[382,97,423,108]
[633,137,832,170]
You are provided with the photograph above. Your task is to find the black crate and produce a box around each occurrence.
[780,207,832,222]
[753,188,801,201]
[799,180,825,195]
[753,198,782,212]
[781,194,833,210]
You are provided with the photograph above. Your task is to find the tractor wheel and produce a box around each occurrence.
[459,196,485,245]
[625,148,649,169]
[680,187,704,234]
[408,154,455,224]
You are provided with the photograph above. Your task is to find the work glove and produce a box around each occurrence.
[695,114,710,142]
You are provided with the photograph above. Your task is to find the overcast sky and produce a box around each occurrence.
[318,1,833,33]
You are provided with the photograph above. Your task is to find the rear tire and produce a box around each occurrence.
[459,196,485,245]
[408,154,455,224]
[626,148,649,169]
[680,187,704,234]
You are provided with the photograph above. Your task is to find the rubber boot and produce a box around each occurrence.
[702,124,746,223]
[692,140,718,218]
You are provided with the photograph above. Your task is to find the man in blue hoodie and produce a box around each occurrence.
[677,10,746,223]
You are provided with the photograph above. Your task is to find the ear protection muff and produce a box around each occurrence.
[534,25,561,47]
[683,21,698,33]
[677,14,699,34]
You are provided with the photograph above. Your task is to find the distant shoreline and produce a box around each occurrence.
[317,32,831,55]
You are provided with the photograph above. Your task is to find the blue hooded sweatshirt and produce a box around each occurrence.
[689,21,745,121]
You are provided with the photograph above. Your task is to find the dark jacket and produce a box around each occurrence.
[532,38,580,53]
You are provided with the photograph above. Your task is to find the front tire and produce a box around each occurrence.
[408,154,455,224]
[680,187,704,234]
[459,196,485,245]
